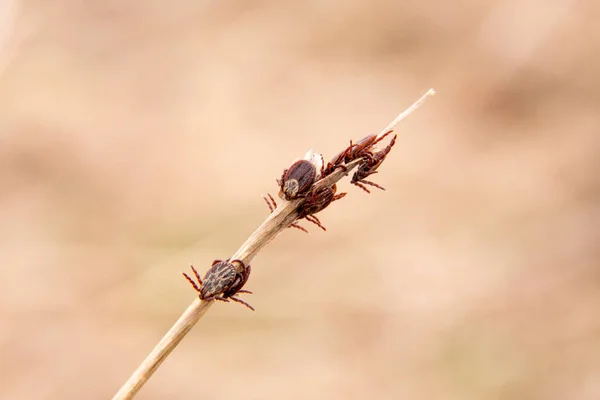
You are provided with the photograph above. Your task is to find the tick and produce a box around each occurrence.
[351,133,397,193]
[277,153,324,201]
[182,259,254,311]
[324,130,394,175]
[296,184,346,231]
[277,160,316,200]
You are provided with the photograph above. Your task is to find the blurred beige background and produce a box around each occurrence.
[1,1,599,399]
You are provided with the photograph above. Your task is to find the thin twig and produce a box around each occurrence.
[377,88,435,139]
[111,88,435,400]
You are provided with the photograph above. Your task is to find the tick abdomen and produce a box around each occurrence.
[280,159,316,200]
[200,261,236,298]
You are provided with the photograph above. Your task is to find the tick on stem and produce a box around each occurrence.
[265,185,346,232]
[351,133,397,193]
[182,259,254,311]
[324,130,394,175]
[277,153,324,201]
[296,184,346,231]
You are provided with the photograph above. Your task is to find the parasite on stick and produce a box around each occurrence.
[324,130,394,176]
[351,133,397,193]
[182,259,254,311]
[296,184,346,231]
[277,152,324,200]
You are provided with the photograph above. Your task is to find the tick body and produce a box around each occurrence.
[297,184,346,231]
[351,133,397,193]
[264,185,345,232]
[278,159,317,200]
[183,259,254,311]
[324,130,394,175]
[273,151,346,232]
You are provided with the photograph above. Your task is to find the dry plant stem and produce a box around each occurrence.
[111,298,212,400]
[111,161,364,400]
[111,88,435,400]
[378,89,435,137]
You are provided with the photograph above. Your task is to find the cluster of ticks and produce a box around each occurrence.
[183,130,397,311]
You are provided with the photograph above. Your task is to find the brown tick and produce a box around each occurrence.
[296,184,346,231]
[277,153,324,200]
[182,259,254,311]
[351,133,397,193]
[324,130,394,175]
[264,185,345,232]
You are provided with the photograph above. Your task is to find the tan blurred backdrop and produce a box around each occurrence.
[1,1,599,399]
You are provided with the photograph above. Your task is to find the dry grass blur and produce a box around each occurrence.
[1,1,599,399]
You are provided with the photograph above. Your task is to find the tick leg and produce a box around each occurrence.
[332,192,347,202]
[369,129,393,149]
[214,297,230,303]
[352,181,371,194]
[265,193,308,233]
[377,134,397,158]
[263,194,276,212]
[229,296,255,312]
[191,265,203,284]
[182,264,202,293]
[359,180,386,191]
[305,215,327,231]
[290,222,309,233]
[182,273,201,292]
